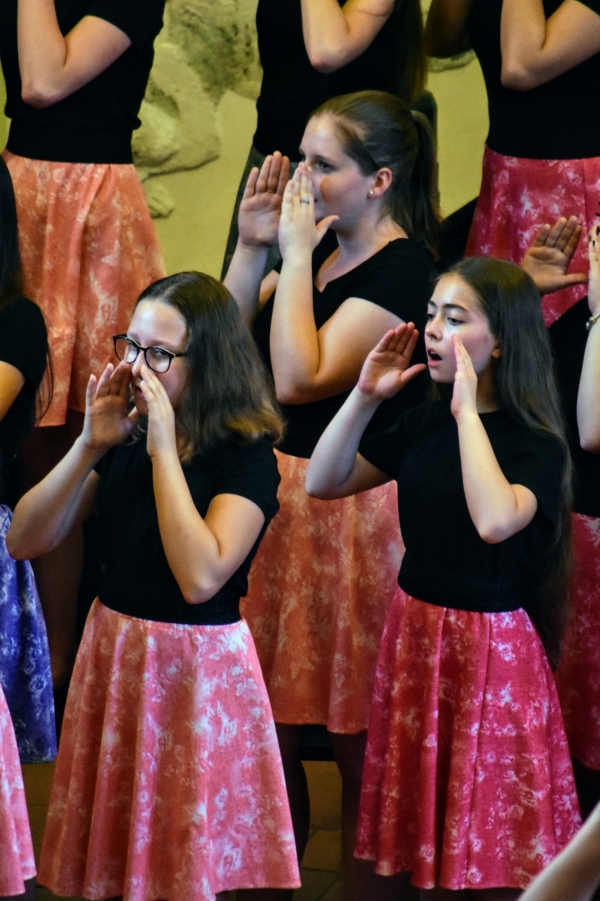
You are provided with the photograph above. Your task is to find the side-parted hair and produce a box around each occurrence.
[448,257,573,666]
[389,0,427,104]
[312,90,440,257]
[133,272,284,460]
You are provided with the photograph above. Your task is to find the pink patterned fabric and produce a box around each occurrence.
[356,589,581,890]
[555,514,600,769]
[39,600,300,901]
[0,683,35,896]
[4,151,166,426]
[466,145,600,325]
[241,449,403,734]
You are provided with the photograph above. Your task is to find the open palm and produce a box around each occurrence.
[358,323,426,402]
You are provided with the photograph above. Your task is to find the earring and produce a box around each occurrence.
[368,190,374,197]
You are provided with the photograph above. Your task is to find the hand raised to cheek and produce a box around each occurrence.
[450,334,479,419]
[139,364,179,458]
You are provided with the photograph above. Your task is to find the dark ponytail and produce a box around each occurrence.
[390,0,427,103]
[312,90,440,257]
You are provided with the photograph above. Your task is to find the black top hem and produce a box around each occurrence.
[7,121,134,164]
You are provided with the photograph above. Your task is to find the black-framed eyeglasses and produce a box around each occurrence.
[113,335,188,374]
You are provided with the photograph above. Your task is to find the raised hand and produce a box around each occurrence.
[357,322,426,403]
[138,364,178,459]
[80,361,140,452]
[450,334,478,418]
[588,222,600,317]
[278,163,339,261]
[237,151,290,248]
[521,215,587,295]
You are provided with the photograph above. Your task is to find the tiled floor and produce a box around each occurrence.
[22,759,343,901]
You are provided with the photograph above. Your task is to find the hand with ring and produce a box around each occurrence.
[237,151,290,248]
[278,162,339,261]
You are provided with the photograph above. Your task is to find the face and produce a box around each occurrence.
[126,300,189,414]
[299,114,375,229]
[425,274,500,383]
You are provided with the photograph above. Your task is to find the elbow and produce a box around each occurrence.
[183,576,225,606]
[580,433,600,454]
[475,518,512,545]
[5,527,31,561]
[275,384,308,405]
[21,80,62,108]
[306,49,340,74]
[500,62,540,91]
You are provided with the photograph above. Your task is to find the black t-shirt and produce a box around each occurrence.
[252,233,434,457]
[0,0,166,163]
[94,435,280,625]
[360,400,564,613]
[254,0,405,160]
[549,296,600,517]
[0,297,47,505]
[467,0,600,159]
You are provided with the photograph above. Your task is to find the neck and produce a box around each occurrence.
[334,212,406,263]
[475,369,500,413]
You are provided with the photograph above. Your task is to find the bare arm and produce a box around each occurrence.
[501,0,600,91]
[425,0,474,58]
[18,0,132,108]
[452,336,538,543]
[7,362,138,559]
[0,362,25,422]
[306,323,425,497]
[223,153,289,326]
[519,803,600,901]
[300,0,394,73]
[271,166,401,404]
[577,232,600,452]
[138,364,267,604]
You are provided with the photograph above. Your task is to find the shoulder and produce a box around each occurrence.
[200,435,281,521]
[344,238,434,318]
[0,297,48,384]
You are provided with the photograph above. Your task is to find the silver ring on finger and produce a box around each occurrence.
[300,199,311,204]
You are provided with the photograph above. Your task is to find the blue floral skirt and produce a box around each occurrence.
[0,505,56,762]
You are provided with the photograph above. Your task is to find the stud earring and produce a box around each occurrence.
[368,190,374,197]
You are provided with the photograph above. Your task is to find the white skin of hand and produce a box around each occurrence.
[450,334,478,418]
[588,221,600,316]
[356,322,427,403]
[278,162,339,261]
[237,152,291,248]
[81,361,140,453]
[138,364,179,459]
[521,215,587,295]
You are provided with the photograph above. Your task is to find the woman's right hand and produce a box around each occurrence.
[237,152,290,248]
[80,361,140,453]
[357,322,426,404]
[278,164,339,262]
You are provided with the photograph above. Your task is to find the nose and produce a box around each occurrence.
[130,347,144,377]
[425,313,442,339]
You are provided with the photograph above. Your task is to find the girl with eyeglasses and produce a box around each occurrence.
[306,257,580,898]
[7,272,300,901]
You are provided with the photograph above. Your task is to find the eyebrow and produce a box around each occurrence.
[427,302,469,313]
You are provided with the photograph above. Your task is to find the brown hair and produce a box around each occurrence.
[312,90,440,256]
[133,272,283,460]
[388,0,427,103]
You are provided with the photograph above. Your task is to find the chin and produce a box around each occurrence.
[429,368,454,384]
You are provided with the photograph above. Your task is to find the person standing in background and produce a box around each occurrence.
[0,0,167,693]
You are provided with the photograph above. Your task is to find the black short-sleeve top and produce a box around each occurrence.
[0,0,166,164]
[359,400,564,613]
[467,0,600,159]
[0,297,48,504]
[252,233,434,458]
[94,435,280,625]
[253,0,406,161]
[549,296,600,518]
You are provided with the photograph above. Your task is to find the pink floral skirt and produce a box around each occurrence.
[555,513,600,769]
[355,589,581,890]
[38,600,300,901]
[4,152,166,426]
[466,145,600,325]
[0,683,35,895]
[241,450,403,734]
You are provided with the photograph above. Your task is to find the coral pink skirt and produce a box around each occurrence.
[38,600,300,901]
[466,145,600,325]
[555,513,600,769]
[241,450,403,734]
[4,151,165,426]
[355,589,581,890]
[0,684,35,896]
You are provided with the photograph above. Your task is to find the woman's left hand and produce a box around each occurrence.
[139,365,178,459]
[450,334,478,419]
[278,163,339,261]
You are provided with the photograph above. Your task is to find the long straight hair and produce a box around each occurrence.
[448,258,572,666]
[133,272,284,460]
[312,90,440,256]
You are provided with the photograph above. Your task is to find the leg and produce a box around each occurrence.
[18,410,85,689]
[237,723,307,901]
[330,731,418,901]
